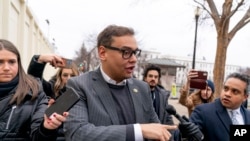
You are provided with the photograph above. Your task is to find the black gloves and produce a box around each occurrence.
[178,117,204,141]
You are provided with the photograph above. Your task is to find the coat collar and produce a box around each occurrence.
[154,86,168,121]
[215,98,232,133]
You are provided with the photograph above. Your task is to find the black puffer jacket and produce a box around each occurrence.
[27,55,66,99]
[0,87,57,141]
[27,55,66,141]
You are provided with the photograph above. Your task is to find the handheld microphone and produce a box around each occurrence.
[166,104,204,141]
[165,104,187,123]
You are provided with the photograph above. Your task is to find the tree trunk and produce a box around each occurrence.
[213,35,228,98]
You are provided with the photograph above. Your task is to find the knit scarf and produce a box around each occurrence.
[0,76,19,98]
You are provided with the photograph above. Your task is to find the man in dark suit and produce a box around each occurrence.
[188,72,250,141]
[143,65,174,125]
[143,65,180,141]
[63,25,177,141]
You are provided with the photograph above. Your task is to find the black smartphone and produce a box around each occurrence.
[45,87,80,117]
[190,70,208,89]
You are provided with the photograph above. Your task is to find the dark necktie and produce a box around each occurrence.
[151,91,156,110]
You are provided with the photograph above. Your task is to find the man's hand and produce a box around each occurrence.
[141,123,177,141]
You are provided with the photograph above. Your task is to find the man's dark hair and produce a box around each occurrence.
[225,72,250,95]
[97,25,135,47]
[143,65,161,80]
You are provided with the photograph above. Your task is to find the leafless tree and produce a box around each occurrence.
[73,33,100,72]
[194,0,250,97]
[73,43,88,68]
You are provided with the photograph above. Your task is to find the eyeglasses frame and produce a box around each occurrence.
[104,45,141,59]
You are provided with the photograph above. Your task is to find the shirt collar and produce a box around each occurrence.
[100,65,126,86]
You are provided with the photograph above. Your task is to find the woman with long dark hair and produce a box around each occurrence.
[0,39,68,140]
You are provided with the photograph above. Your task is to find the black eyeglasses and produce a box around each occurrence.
[104,46,141,59]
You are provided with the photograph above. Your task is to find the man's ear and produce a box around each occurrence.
[98,46,106,61]
[244,93,248,100]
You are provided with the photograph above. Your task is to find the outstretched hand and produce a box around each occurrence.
[141,123,177,141]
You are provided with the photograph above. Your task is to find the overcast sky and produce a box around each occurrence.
[28,0,250,67]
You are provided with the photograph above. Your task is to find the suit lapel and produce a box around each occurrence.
[92,69,120,124]
[127,79,144,122]
[215,99,231,133]
[158,90,166,122]
[240,107,250,124]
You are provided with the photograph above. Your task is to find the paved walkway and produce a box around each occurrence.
[168,98,189,124]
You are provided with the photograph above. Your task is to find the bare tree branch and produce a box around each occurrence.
[194,0,212,22]
[206,0,221,24]
[228,0,244,19]
[194,0,212,17]
[229,5,250,39]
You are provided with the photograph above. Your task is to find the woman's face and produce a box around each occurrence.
[200,86,213,100]
[61,68,75,84]
[0,49,18,82]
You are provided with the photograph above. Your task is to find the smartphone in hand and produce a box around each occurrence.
[56,58,73,68]
[189,70,208,89]
[45,87,80,117]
